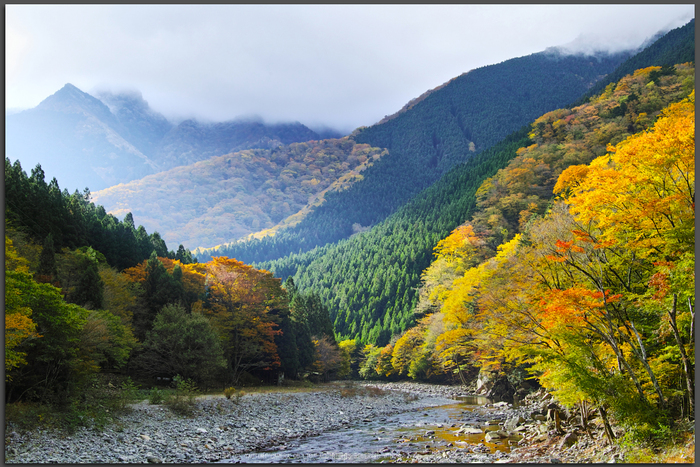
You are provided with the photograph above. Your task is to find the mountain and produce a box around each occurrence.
[199,49,630,263]
[221,21,695,346]
[6,85,339,193]
[5,84,160,192]
[572,18,695,106]
[95,90,175,159]
[260,62,694,346]
[152,118,324,171]
[91,138,387,249]
[243,19,695,267]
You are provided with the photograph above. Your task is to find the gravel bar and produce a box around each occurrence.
[5,382,465,464]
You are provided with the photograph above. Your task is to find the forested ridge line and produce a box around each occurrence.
[199,49,628,264]
[259,63,694,348]
[92,138,387,250]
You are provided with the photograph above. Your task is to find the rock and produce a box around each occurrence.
[196,428,208,434]
[484,431,506,442]
[505,415,525,430]
[147,456,162,463]
[476,368,497,394]
[558,432,578,448]
[457,426,482,435]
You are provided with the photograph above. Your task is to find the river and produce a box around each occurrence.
[221,395,519,463]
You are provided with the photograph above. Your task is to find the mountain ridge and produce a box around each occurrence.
[5,84,341,193]
[199,47,631,262]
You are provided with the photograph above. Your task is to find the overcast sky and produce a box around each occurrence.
[6,4,694,133]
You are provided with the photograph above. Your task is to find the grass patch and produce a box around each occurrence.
[621,430,695,463]
[5,374,143,433]
[338,382,389,398]
[163,375,199,416]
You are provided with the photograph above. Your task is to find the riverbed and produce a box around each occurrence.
[224,395,513,463]
[4,381,595,464]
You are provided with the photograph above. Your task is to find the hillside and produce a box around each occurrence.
[200,49,630,263]
[5,84,160,192]
[92,138,387,249]
[152,118,327,172]
[258,62,694,346]
[573,18,695,106]
[5,85,337,192]
[4,157,192,271]
[96,90,175,159]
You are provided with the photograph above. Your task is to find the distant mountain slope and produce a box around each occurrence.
[573,18,695,105]
[6,84,339,193]
[201,49,630,263]
[152,118,323,171]
[92,138,387,249]
[96,90,174,158]
[5,84,159,192]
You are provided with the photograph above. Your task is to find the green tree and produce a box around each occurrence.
[133,304,226,386]
[135,252,185,339]
[72,261,104,310]
[80,309,137,371]
[5,271,91,405]
[36,233,58,284]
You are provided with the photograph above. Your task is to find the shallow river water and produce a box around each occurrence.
[221,396,515,463]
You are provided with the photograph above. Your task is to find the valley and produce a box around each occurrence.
[4,16,695,465]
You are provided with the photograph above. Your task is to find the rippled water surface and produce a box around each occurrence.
[222,395,515,463]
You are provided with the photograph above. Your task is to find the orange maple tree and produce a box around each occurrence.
[204,257,283,384]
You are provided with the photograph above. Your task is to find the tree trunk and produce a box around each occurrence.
[689,297,694,342]
[668,294,694,416]
[579,400,593,438]
[598,406,616,445]
[626,319,666,408]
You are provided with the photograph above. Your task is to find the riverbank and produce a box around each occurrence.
[5,381,694,463]
[4,382,462,463]
[375,382,694,464]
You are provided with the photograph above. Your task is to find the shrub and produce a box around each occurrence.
[164,375,199,416]
[148,387,166,405]
[224,386,245,404]
[111,377,140,411]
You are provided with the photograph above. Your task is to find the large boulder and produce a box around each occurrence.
[475,368,498,394]
[486,375,515,403]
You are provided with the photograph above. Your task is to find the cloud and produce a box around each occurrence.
[5,5,694,132]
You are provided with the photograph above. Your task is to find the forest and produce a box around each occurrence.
[92,138,386,249]
[4,18,694,457]
[360,83,694,445]
[5,162,347,426]
[257,63,694,349]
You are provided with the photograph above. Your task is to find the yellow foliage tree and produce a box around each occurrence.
[5,237,40,377]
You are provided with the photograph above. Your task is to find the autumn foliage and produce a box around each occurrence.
[368,69,694,433]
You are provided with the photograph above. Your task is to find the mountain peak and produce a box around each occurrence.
[37,83,116,123]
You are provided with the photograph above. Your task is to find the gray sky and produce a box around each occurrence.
[6,4,694,133]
